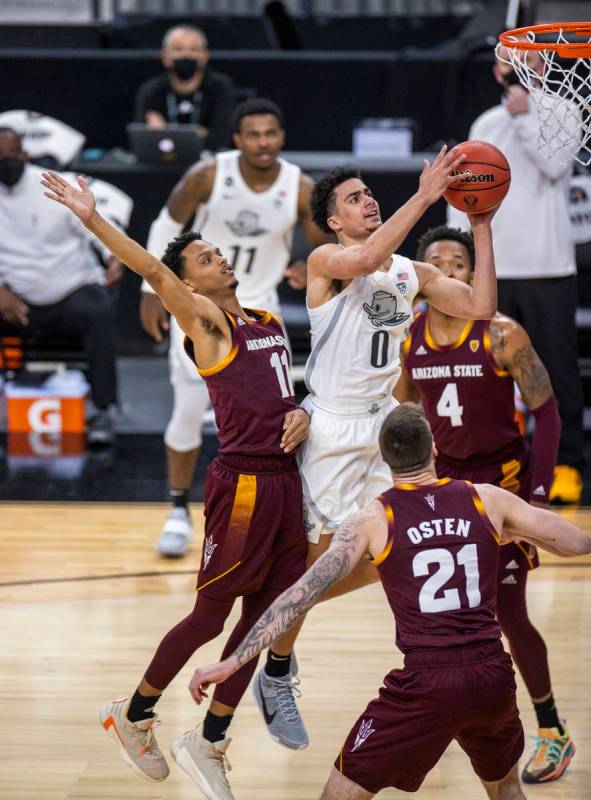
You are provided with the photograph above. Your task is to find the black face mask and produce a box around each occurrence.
[171,58,202,82]
[501,68,523,91]
[0,157,25,188]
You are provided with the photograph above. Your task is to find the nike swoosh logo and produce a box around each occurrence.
[259,685,276,725]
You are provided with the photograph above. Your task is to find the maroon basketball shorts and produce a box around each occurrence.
[437,447,539,576]
[336,640,524,794]
[195,454,308,601]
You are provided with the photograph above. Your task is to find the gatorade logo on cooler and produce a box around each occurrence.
[27,398,61,433]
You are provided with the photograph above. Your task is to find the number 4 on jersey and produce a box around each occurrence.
[436,382,464,427]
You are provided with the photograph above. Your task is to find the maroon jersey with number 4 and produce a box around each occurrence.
[373,478,502,653]
[403,313,522,465]
[184,308,296,458]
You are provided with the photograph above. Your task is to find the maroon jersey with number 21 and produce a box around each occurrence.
[184,308,296,458]
[373,478,502,652]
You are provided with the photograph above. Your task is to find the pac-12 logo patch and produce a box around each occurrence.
[351,719,376,752]
[469,339,480,352]
[363,290,410,328]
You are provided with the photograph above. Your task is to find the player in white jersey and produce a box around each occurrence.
[139,99,327,557]
[253,151,501,750]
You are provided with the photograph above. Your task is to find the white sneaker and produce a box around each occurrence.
[156,507,194,558]
[171,728,235,800]
[99,697,169,781]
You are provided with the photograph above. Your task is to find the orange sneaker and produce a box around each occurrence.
[549,465,582,505]
[521,726,575,783]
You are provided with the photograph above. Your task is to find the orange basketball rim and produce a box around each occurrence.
[499,22,591,59]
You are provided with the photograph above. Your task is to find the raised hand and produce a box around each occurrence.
[41,171,96,224]
[418,145,469,206]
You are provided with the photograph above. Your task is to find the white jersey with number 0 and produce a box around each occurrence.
[194,150,301,308]
[304,255,418,408]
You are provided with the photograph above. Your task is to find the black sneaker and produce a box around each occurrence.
[87,410,115,447]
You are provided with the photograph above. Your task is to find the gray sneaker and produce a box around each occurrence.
[99,697,169,781]
[156,508,194,558]
[171,728,235,800]
[253,669,309,750]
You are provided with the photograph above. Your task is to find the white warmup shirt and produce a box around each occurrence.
[194,150,301,309]
[304,256,418,408]
[447,104,576,279]
[0,164,105,305]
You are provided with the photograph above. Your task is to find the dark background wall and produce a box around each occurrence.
[0,49,500,152]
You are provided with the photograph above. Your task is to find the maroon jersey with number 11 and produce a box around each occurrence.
[184,308,296,458]
[372,478,502,653]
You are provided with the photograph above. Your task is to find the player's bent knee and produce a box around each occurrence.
[320,768,374,800]
[165,411,204,451]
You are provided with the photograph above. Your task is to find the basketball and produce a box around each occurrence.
[444,140,511,213]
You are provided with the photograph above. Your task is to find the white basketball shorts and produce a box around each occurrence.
[297,395,396,544]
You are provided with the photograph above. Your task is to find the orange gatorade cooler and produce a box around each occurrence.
[5,371,89,434]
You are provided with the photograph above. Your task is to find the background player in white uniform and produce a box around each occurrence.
[252,150,500,750]
[140,99,328,556]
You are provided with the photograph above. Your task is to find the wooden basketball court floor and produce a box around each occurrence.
[1,503,590,800]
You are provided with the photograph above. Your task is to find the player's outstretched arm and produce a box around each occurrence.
[188,504,385,704]
[415,208,497,320]
[139,160,215,338]
[41,171,222,342]
[476,484,591,557]
[314,146,468,280]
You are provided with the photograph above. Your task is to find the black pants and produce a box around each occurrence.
[497,276,584,470]
[0,283,118,409]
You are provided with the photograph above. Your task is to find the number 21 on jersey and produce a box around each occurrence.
[413,543,481,613]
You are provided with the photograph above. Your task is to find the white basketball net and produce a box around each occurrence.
[496,28,591,166]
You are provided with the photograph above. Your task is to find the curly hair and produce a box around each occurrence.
[310,167,362,233]
[416,225,475,270]
[161,231,202,278]
[232,98,285,133]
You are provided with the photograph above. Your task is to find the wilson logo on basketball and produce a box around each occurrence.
[451,171,495,184]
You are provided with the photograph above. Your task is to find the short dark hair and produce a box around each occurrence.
[232,98,285,133]
[310,167,361,233]
[161,231,202,278]
[0,127,22,146]
[416,225,475,270]
[379,403,433,473]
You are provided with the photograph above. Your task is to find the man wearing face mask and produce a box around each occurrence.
[448,45,584,507]
[134,24,235,152]
[0,127,120,445]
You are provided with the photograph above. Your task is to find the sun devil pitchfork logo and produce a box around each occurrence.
[351,719,376,752]
[202,536,218,570]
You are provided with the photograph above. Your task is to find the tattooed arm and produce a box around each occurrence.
[489,315,553,409]
[489,314,560,506]
[188,502,388,704]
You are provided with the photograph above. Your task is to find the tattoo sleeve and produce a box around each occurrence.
[232,514,365,668]
[512,344,553,408]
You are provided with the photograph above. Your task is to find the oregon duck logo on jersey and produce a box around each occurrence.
[225,209,268,237]
[363,290,410,328]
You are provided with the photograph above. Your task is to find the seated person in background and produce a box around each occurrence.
[0,127,121,446]
[134,24,235,152]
